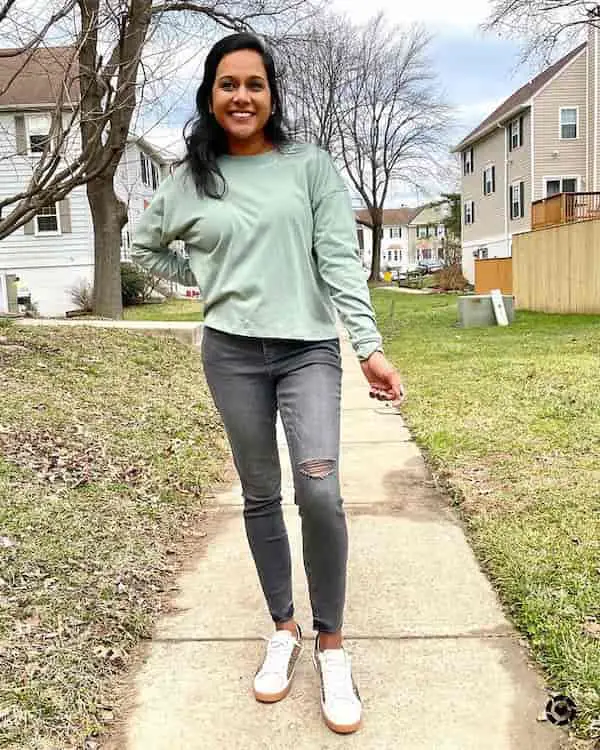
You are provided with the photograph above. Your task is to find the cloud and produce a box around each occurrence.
[331,0,490,29]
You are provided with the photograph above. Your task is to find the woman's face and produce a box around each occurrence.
[211,49,273,152]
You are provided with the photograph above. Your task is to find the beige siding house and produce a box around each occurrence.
[455,22,600,284]
[408,203,451,264]
[355,208,420,273]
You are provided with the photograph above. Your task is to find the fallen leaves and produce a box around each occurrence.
[0,324,227,749]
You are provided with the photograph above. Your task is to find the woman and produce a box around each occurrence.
[132,32,403,735]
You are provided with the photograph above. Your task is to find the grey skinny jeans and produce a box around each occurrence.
[201,326,347,633]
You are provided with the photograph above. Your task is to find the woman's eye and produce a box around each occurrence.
[221,82,234,90]
[250,82,264,90]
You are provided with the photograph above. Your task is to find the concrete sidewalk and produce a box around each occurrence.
[117,337,563,749]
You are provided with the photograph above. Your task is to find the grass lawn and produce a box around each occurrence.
[0,320,227,749]
[122,297,203,322]
[372,290,600,738]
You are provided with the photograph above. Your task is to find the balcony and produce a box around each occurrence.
[531,192,600,230]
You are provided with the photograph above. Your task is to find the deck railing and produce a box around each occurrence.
[531,192,600,229]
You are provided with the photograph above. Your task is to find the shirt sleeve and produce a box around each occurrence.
[131,172,197,288]
[310,148,383,360]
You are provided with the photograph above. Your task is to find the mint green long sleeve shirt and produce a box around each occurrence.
[131,143,383,360]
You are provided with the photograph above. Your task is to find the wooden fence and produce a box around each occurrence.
[532,192,600,229]
[474,258,513,295]
[513,218,600,313]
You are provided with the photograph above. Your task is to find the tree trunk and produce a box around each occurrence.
[369,209,383,282]
[87,175,128,319]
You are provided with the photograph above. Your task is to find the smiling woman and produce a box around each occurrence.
[210,50,273,155]
[131,31,404,737]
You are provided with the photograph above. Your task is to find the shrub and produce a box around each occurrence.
[433,263,469,291]
[68,279,94,312]
[121,263,147,307]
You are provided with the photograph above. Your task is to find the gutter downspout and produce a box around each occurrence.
[594,27,600,191]
[502,123,510,255]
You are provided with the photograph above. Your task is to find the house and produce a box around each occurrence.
[355,208,420,272]
[408,204,450,263]
[0,46,172,316]
[454,19,600,284]
[115,136,177,260]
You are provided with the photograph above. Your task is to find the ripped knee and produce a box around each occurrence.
[298,458,336,480]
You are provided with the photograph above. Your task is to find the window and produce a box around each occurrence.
[140,153,149,186]
[417,225,428,238]
[27,114,51,154]
[36,203,59,233]
[510,181,525,220]
[390,226,401,238]
[545,177,578,197]
[356,227,364,250]
[437,225,445,237]
[140,153,159,188]
[422,249,432,260]
[393,250,399,262]
[508,117,523,151]
[478,247,489,259]
[560,108,577,139]
[462,147,473,175]
[483,165,496,196]
[151,162,159,190]
[464,200,475,225]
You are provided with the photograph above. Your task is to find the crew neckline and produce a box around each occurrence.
[220,148,280,165]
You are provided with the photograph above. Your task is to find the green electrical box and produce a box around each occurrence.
[458,294,515,327]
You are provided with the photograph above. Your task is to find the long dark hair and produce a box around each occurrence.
[182,33,292,198]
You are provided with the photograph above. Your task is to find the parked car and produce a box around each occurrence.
[418,259,444,274]
[394,264,422,281]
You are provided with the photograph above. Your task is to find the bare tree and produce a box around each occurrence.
[486,0,600,63]
[282,13,352,154]
[0,0,313,318]
[337,16,449,281]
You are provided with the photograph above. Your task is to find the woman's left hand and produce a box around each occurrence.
[360,352,405,403]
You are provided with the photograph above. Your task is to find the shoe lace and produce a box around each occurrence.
[320,650,356,703]
[260,632,297,676]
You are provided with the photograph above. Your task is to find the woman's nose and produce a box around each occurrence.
[233,86,251,103]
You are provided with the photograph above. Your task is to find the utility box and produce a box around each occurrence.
[458,294,515,327]
[0,273,19,314]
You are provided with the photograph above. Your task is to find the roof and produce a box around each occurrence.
[355,207,420,227]
[128,135,179,165]
[409,203,448,226]
[0,46,79,108]
[454,42,587,152]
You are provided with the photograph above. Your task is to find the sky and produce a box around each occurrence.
[144,0,542,207]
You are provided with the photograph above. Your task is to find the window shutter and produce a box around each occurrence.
[59,198,72,233]
[24,218,35,235]
[15,115,27,155]
[470,148,474,172]
[471,201,475,223]
[483,170,486,195]
[463,202,467,224]
[492,166,496,193]
[520,182,525,218]
[519,116,524,147]
[509,186,514,220]
[508,125,512,153]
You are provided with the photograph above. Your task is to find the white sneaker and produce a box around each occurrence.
[313,639,362,734]
[253,626,303,703]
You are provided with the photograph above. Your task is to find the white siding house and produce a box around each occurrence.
[0,47,175,316]
[115,137,175,260]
